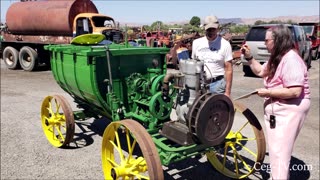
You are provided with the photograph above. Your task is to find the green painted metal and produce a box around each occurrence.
[45,43,211,166]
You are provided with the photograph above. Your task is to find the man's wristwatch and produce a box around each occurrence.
[245,56,253,61]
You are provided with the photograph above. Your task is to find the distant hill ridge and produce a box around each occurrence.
[166,15,319,25]
[119,15,319,27]
[240,15,319,25]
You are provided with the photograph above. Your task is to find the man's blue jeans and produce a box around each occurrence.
[209,78,226,94]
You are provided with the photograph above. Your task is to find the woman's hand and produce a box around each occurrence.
[256,88,271,97]
[240,44,252,59]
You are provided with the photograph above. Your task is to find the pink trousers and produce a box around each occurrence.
[264,98,310,180]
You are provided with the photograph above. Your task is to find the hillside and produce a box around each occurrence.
[240,15,319,25]
[124,15,319,26]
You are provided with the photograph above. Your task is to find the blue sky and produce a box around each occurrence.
[1,0,319,24]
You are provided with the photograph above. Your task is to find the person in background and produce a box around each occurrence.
[240,24,311,179]
[192,15,233,97]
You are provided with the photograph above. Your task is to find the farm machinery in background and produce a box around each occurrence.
[299,22,320,60]
[165,29,245,69]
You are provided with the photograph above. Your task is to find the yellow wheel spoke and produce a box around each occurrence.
[46,124,53,132]
[232,147,252,172]
[222,144,229,171]
[235,121,249,134]
[47,101,54,115]
[55,99,61,114]
[115,131,124,162]
[236,142,257,158]
[238,137,256,141]
[230,145,239,175]
[106,157,119,167]
[130,140,137,155]
[57,122,66,131]
[126,129,137,164]
[109,139,125,162]
[44,117,51,124]
[128,158,145,171]
[59,115,66,122]
[126,128,132,161]
[55,126,65,142]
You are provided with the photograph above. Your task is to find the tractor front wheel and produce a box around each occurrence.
[101,119,163,180]
[41,95,75,148]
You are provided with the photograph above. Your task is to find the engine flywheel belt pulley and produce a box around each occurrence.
[187,93,234,146]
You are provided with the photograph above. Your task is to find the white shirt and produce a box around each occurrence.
[192,36,233,79]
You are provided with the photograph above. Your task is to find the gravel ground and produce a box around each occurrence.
[1,58,319,180]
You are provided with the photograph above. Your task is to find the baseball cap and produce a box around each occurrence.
[204,15,219,30]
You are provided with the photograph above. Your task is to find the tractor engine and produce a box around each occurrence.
[160,59,235,146]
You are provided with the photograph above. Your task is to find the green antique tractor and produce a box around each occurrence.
[42,38,266,179]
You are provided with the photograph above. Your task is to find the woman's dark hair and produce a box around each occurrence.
[266,25,295,81]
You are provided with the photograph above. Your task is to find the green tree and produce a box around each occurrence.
[189,16,201,27]
[254,20,267,25]
[229,25,250,34]
[150,21,164,31]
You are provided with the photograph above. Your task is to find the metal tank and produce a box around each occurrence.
[6,0,98,36]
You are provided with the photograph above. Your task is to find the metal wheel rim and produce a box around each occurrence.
[5,53,14,65]
[41,95,75,147]
[21,52,32,67]
[101,119,163,180]
[3,47,19,68]
[206,101,266,179]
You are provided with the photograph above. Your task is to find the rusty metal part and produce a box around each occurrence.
[54,95,75,146]
[187,93,234,146]
[160,121,195,146]
[6,0,98,36]
[3,33,73,44]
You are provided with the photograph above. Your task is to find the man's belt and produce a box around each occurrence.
[205,75,224,83]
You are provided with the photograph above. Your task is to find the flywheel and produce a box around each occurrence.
[187,93,234,146]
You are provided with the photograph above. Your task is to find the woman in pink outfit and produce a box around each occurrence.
[241,25,311,179]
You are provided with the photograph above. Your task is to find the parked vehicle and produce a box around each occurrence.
[299,22,320,60]
[1,0,122,71]
[242,24,312,76]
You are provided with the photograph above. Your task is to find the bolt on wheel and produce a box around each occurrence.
[102,119,163,180]
[206,101,266,179]
[41,95,75,147]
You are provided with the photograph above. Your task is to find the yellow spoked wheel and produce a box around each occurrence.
[102,119,163,180]
[206,101,266,179]
[41,95,75,148]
